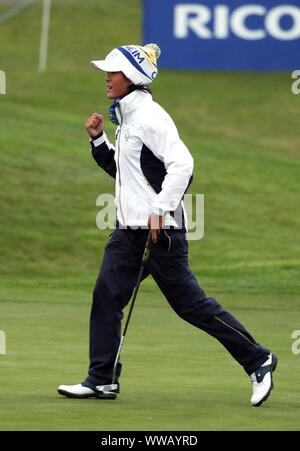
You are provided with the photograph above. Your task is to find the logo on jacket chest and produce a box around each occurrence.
[124,129,131,141]
[116,125,131,142]
[121,126,139,145]
[117,125,142,154]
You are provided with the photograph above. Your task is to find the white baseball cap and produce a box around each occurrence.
[91,44,161,85]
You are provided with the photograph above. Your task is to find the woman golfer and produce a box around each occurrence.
[58,44,277,406]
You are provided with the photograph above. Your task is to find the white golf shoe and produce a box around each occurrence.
[250,353,277,407]
[57,382,119,399]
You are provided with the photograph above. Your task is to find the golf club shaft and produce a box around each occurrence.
[112,231,151,385]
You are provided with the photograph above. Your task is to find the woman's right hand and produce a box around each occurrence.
[86,113,104,138]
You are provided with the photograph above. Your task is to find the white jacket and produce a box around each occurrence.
[91,90,194,229]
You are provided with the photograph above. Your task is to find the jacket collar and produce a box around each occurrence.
[116,90,152,123]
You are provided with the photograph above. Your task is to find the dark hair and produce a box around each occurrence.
[127,83,152,97]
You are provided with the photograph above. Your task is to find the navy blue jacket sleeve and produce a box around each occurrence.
[90,132,117,179]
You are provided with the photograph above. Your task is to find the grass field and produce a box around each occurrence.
[0,0,300,431]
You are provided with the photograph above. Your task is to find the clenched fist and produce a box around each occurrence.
[86,113,104,138]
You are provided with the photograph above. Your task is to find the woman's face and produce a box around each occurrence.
[105,72,132,99]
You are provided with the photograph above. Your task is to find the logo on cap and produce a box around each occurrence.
[118,45,158,81]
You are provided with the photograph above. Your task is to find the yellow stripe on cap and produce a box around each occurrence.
[137,46,157,71]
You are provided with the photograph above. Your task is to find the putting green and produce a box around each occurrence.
[0,0,299,431]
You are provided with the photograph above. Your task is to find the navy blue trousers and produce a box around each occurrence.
[85,228,270,386]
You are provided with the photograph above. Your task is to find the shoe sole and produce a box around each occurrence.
[253,354,278,407]
[57,389,117,400]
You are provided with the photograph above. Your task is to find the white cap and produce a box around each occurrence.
[91,44,161,85]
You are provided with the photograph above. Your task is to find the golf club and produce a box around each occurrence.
[113,231,151,382]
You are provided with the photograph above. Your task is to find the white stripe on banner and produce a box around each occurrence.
[39,0,51,72]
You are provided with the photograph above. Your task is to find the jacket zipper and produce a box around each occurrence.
[116,106,126,225]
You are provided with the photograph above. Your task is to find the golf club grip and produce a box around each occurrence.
[142,231,151,262]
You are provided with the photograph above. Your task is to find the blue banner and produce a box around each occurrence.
[143,0,300,70]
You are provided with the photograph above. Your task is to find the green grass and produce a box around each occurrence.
[1,282,300,431]
[0,0,300,431]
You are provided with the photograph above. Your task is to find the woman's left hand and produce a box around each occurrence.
[148,213,165,244]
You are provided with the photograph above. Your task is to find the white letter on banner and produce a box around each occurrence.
[266,6,300,41]
[174,4,211,39]
[231,5,266,40]
[214,5,230,39]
